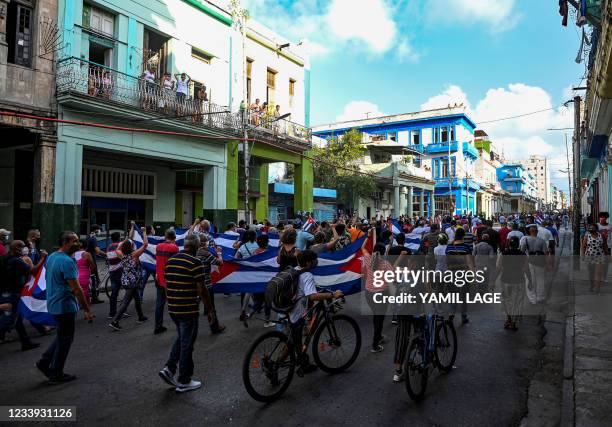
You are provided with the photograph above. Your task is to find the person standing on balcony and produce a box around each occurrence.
[142,66,157,110]
[175,73,191,116]
[249,98,261,125]
[260,102,269,128]
[160,73,174,114]
[273,104,281,134]
[194,84,208,123]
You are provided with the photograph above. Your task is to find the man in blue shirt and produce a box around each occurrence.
[296,226,315,251]
[36,231,92,384]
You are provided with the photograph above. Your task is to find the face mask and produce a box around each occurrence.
[21,247,29,256]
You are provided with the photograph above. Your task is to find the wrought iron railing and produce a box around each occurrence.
[56,57,311,146]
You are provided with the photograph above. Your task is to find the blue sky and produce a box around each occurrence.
[243,0,588,193]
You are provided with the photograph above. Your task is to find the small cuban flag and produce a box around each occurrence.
[302,215,316,233]
[534,215,542,225]
[387,218,402,235]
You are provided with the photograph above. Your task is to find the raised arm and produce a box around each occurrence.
[132,228,149,259]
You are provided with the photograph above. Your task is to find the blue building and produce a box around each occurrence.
[496,164,537,212]
[268,182,337,223]
[313,106,480,217]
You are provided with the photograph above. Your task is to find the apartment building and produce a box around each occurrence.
[517,155,551,209]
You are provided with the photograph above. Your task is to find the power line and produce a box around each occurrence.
[475,106,563,125]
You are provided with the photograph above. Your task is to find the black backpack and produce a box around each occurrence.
[265,267,303,310]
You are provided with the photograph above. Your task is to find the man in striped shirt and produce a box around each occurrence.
[159,235,214,393]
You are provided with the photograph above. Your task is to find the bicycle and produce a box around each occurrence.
[404,313,457,402]
[102,261,125,303]
[242,289,361,402]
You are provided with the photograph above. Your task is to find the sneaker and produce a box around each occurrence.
[48,373,77,385]
[36,360,50,378]
[91,298,104,304]
[379,334,386,344]
[21,342,40,352]
[153,326,168,335]
[370,344,384,353]
[123,312,132,318]
[107,315,115,319]
[175,380,202,393]
[158,367,177,387]
[137,316,148,323]
[108,321,122,331]
[263,321,275,328]
[393,369,405,383]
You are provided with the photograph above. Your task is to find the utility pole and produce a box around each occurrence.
[230,0,250,225]
[572,96,582,255]
[564,133,572,207]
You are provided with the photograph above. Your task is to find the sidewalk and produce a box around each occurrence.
[571,262,612,426]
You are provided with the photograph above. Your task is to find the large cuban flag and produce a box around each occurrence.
[19,265,56,326]
[211,236,367,294]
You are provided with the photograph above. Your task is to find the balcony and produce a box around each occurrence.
[56,57,311,148]
[462,142,479,159]
[396,161,431,180]
[426,141,458,154]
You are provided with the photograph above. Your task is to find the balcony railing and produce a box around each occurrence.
[426,141,459,154]
[56,57,311,146]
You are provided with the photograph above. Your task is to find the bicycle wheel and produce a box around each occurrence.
[242,331,295,403]
[104,275,112,300]
[312,314,361,374]
[434,320,457,373]
[404,338,428,402]
[104,275,125,303]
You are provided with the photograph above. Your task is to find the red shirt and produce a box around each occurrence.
[156,242,179,287]
[499,227,511,250]
[0,244,6,257]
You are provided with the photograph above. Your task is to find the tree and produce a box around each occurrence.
[311,129,378,210]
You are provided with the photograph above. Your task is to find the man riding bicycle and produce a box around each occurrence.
[288,250,343,374]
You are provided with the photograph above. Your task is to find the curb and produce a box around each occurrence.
[560,262,576,427]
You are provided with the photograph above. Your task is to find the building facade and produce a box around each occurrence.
[581,0,612,219]
[18,0,314,242]
[496,164,537,213]
[313,106,481,217]
[517,155,551,209]
[473,131,511,217]
[0,0,58,248]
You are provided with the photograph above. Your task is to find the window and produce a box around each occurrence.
[440,159,448,178]
[441,127,449,143]
[412,130,420,145]
[387,132,397,142]
[192,47,213,64]
[289,78,295,108]
[434,127,440,143]
[84,5,115,37]
[246,59,253,104]
[7,1,33,67]
[266,68,276,103]
[450,126,455,141]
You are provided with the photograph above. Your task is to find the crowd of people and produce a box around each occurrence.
[0,209,609,390]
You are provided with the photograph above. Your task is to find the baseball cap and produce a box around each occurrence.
[0,229,10,236]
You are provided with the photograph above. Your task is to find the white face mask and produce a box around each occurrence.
[21,247,29,256]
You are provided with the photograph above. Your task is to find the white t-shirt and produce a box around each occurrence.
[144,70,155,83]
[177,80,189,95]
[445,227,455,243]
[434,244,447,271]
[537,226,554,242]
[289,269,317,323]
[597,223,611,247]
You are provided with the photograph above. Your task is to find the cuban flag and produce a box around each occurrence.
[302,215,316,233]
[132,227,282,271]
[19,265,56,325]
[212,236,368,294]
[387,218,402,235]
[534,215,542,225]
[404,233,423,252]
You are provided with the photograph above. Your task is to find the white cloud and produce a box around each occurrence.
[396,38,421,63]
[336,100,386,122]
[241,0,418,59]
[326,0,396,53]
[426,0,520,33]
[420,85,471,110]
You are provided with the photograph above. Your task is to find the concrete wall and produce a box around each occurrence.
[0,0,57,112]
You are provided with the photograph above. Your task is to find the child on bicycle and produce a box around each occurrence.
[289,250,343,374]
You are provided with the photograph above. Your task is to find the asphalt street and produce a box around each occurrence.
[0,241,573,426]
